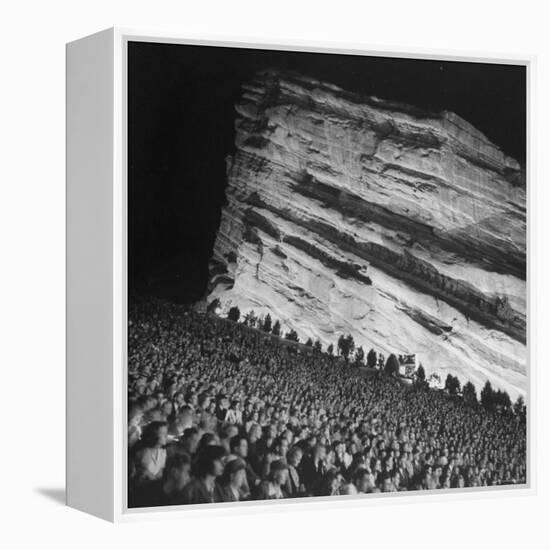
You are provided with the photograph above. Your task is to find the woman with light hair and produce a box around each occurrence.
[132,421,168,482]
[128,402,144,448]
[256,460,289,500]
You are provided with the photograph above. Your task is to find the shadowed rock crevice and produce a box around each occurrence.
[238,197,525,343]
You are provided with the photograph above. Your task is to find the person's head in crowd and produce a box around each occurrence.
[287,446,303,469]
[230,435,249,459]
[353,468,371,494]
[153,390,165,406]
[313,443,326,462]
[269,460,289,487]
[316,470,340,497]
[198,394,211,410]
[141,421,168,449]
[174,392,185,408]
[187,393,198,408]
[163,452,192,491]
[219,458,247,490]
[198,411,216,433]
[222,424,239,442]
[193,445,226,480]
[128,403,144,427]
[282,427,294,445]
[128,403,145,448]
[174,406,193,429]
[371,457,382,473]
[207,401,217,416]
[264,424,277,440]
[272,436,289,459]
[218,395,229,411]
[136,395,150,410]
[382,474,396,493]
[247,423,262,442]
[181,427,200,455]
[391,470,401,490]
[160,400,173,419]
[145,408,164,423]
[134,379,147,396]
[196,432,217,455]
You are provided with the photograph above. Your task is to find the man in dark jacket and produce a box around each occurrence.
[300,443,327,494]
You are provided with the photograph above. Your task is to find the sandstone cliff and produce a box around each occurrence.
[208,70,526,399]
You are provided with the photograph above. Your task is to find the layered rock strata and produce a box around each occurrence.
[208,70,527,399]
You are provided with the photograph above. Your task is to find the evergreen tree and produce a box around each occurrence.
[305,337,313,347]
[445,374,461,395]
[346,335,355,359]
[514,395,525,416]
[384,354,400,376]
[513,395,525,417]
[327,343,334,355]
[366,348,377,369]
[271,320,281,337]
[444,373,453,393]
[227,306,240,322]
[285,329,299,342]
[453,375,461,395]
[502,391,512,411]
[494,389,512,412]
[314,339,322,352]
[337,335,345,357]
[462,381,477,406]
[415,364,426,388]
[480,381,495,412]
[262,313,272,333]
[337,334,355,361]
[354,346,365,367]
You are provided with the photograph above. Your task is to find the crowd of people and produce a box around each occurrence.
[127,298,527,508]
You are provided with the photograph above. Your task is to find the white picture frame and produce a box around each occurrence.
[66,27,535,522]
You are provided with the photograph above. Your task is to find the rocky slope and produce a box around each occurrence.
[207,70,527,399]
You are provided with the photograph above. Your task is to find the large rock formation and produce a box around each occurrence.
[208,70,526,399]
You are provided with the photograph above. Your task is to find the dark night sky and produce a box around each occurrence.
[128,41,526,304]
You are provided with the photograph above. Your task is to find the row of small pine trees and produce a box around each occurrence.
[216,303,525,418]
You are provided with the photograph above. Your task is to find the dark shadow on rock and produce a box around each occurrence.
[35,487,66,505]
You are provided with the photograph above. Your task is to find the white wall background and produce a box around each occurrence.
[0,0,548,546]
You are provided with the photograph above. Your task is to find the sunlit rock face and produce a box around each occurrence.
[208,70,526,399]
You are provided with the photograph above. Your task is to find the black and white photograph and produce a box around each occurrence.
[7,0,550,546]
[127,41,527,509]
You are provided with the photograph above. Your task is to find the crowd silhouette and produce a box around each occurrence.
[128,298,526,508]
